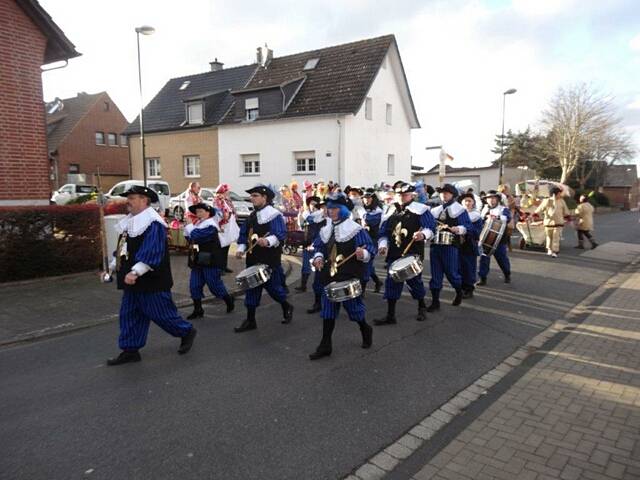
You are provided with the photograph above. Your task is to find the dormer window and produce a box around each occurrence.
[245,97,259,121]
[179,80,191,91]
[187,102,204,124]
[304,58,319,70]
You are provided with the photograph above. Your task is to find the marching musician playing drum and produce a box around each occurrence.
[361,188,384,294]
[183,203,235,319]
[375,182,436,325]
[298,196,328,315]
[457,193,483,299]
[427,184,472,312]
[309,192,375,360]
[478,190,512,285]
[234,184,294,332]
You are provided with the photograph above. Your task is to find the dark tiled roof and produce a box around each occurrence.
[222,34,418,124]
[46,92,104,152]
[124,64,257,135]
[603,164,638,187]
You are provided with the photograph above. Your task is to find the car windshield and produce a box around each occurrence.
[228,192,246,202]
[149,183,170,195]
[77,186,97,194]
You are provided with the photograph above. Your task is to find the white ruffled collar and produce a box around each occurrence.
[431,202,465,219]
[115,207,167,238]
[404,201,429,215]
[320,218,362,243]
[482,205,505,216]
[468,210,482,222]
[256,205,281,225]
[194,217,220,230]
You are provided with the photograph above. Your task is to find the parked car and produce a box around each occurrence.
[227,191,253,223]
[105,180,171,212]
[169,189,253,223]
[50,184,98,205]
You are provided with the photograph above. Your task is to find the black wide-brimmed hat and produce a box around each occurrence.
[363,188,377,197]
[325,192,349,209]
[436,183,458,197]
[458,192,476,203]
[550,186,563,195]
[482,190,501,199]
[305,195,321,206]
[395,182,416,194]
[188,202,216,215]
[120,185,159,203]
[246,184,275,200]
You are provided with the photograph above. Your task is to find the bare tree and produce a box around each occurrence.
[541,83,634,185]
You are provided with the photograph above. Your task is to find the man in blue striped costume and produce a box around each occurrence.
[234,185,294,332]
[375,182,436,325]
[478,190,511,285]
[427,184,472,312]
[106,186,196,366]
[184,203,235,319]
[309,192,375,360]
[296,196,327,314]
[457,193,483,299]
[361,188,384,294]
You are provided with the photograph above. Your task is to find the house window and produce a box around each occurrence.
[386,103,393,125]
[241,154,260,175]
[187,103,204,124]
[245,97,259,121]
[179,80,191,91]
[146,158,161,178]
[119,134,128,147]
[184,155,201,178]
[304,58,319,70]
[95,132,105,145]
[69,164,80,173]
[107,133,117,146]
[387,154,395,175]
[294,151,316,174]
[365,97,372,120]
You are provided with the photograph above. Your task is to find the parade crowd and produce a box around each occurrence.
[104,177,598,365]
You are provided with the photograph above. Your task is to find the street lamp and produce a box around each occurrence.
[499,88,517,185]
[135,25,155,187]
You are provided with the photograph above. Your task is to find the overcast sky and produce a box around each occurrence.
[40,0,640,171]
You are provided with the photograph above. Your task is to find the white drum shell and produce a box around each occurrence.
[325,279,362,302]
[433,230,455,245]
[235,264,271,290]
[389,255,423,283]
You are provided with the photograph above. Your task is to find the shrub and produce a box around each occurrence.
[0,204,102,282]
[593,192,610,206]
[103,201,128,215]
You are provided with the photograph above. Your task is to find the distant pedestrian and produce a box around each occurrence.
[535,186,571,258]
[574,195,598,250]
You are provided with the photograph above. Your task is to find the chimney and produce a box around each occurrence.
[256,44,273,67]
[209,58,224,71]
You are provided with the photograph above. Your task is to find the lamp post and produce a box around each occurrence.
[135,25,155,187]
[499,88,517,185]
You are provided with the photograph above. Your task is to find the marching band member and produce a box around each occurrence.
[427,184,472,311]
[458,193,483,299]
[106,185,196,365]
[375,182,436,325]
[234,185,294,332]
[183,203,235,319]
[306,200,328,314]
[347,186,366,224]
[295,195,324,293]
[478,190,511,285]
[381,189,398,223]
[309,193,375,360]
[361,188,384,293]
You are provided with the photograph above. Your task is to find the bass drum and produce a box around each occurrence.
[479,218,506,256]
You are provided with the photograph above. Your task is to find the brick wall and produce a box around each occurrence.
[54,93,130,191]
[0,0,50,203]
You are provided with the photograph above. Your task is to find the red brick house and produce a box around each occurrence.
[0,0,80,205]
[47,92,130,191]
[601,164,639,210]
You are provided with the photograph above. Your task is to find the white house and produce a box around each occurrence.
[218,35,420,190]
[413,165,537,193]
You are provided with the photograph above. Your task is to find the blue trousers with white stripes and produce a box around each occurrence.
[384,266,426,301]
[320,291,366,321]
[301,249,313,275]
[363,256,377,282]
[460,253,478,290]
[312,270,324,296]
[118,290,193,350]
[244,264,288,307]
[429,245,462,291]
[478,243,511,279]
[189,267,229,300]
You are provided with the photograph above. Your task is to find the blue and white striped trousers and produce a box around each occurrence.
[460,253,478,290]
[478,243,511,279]
[384,264,426,301]
[244,264,288,307]
[320,291,366,321]
[429,245,462,291]
[363,255,377,282]
[190,266,229,300]
[118,290,193,350]
[301,249,313,275]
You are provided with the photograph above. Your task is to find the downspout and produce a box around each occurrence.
[336,116,343,185]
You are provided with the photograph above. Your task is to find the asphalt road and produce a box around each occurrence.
[1,211,638,480]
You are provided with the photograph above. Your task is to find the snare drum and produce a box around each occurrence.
[388,255,423,283]
[325,279,362,302]
[235,264,271,290]
[433,230,455,245]
[479,218,506,256]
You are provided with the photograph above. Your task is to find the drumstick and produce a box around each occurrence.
[246,232,272,255]
[334,245,366,268]
[402,236,417,256]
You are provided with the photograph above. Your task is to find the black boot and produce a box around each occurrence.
[452,289,463,306]
[106,350,141,366]
[360,281,367,299]
[504,274,511,284]
[417,299,427,321]
[359,321,373,348]
[462,286,474,299]
[373,274,383,294]
[223,294,235,313]
[309,318,335,360]
[281,301,294,324]
[187,299,204,319]
[476,277,487,286]
[374,300,397,325]
[427,289,440,312]
[307,294,321,314]
[178,327,197,354]
[295,273,309,292]
[234,307,257,333]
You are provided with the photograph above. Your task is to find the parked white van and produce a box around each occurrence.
[105,180,171,212]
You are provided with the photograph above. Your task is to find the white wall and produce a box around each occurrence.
[218,115,343,192]
[343,46,413,186]
[414,167,536,192]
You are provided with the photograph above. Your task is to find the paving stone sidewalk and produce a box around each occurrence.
[409,267,640,480]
